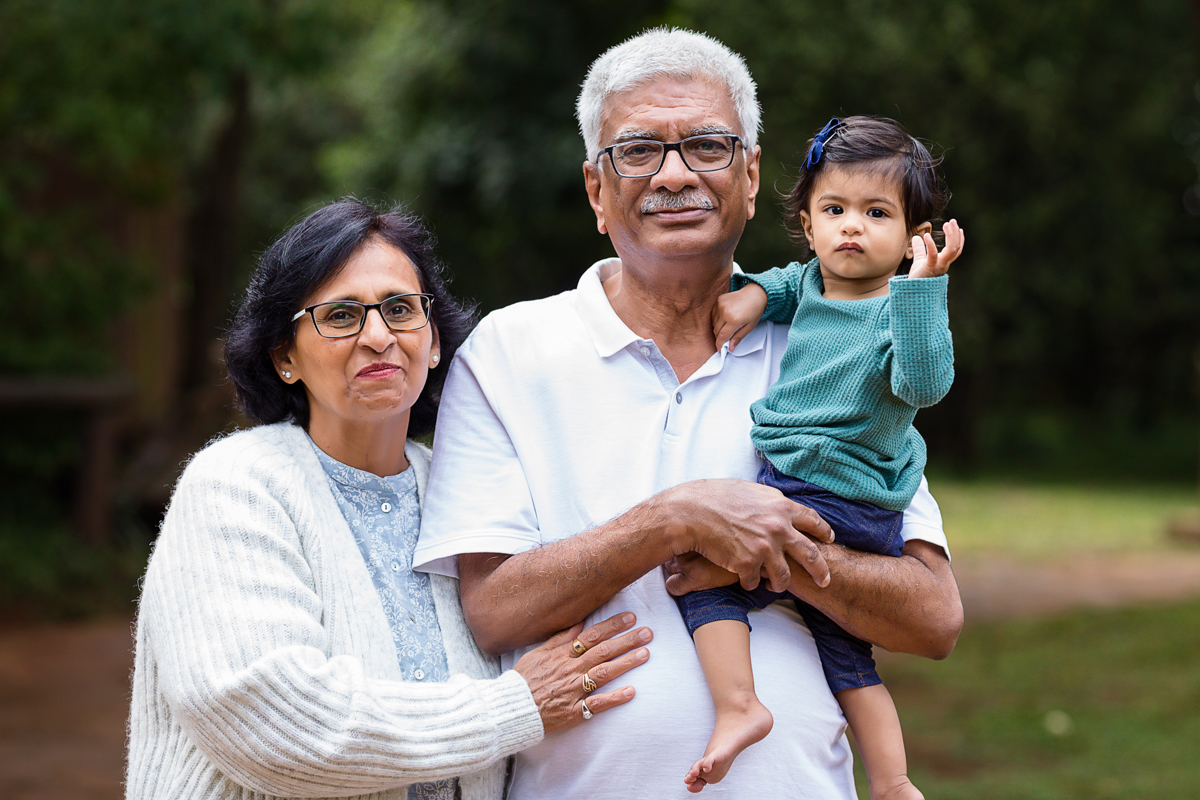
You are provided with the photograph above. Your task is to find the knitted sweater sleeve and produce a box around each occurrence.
[886,274,955,408]
[141,440,542,797]
[730,259,811,323]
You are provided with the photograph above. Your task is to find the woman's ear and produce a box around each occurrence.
[905,221,934,259]
[429,322,441,369]
[271,345,299,384]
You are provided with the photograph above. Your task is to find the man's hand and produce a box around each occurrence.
[663,479,835,593]
[663,552,739,596]
[458,477,835,654]
[908,218,965,280]
[712,283,769,353]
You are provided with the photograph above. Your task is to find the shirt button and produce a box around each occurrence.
[413,669,425,680]
[640,346,651,356]
[381,502,392,512]
[391,562,401,572]
[675,392,683,404]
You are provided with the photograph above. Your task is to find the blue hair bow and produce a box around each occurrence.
[803,117,842,171]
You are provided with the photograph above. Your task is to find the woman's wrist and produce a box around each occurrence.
[484,671,545,752]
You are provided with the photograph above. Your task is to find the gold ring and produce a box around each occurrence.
[571,638,587,656]
[582,671,597,693]
[581,699,593,720]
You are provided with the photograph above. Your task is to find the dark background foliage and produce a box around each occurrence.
[1,0,1197,613]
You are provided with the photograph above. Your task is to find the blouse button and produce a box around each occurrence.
[414,669,425,680]
[391,562,401,572]
[675,392,683,404]
[381,502,392,512]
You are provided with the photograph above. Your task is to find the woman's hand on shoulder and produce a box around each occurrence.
[512,613,651,734]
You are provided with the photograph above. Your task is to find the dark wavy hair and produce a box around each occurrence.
[783,115,950,274]
[223,198,478,436]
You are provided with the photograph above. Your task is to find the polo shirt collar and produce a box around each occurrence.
[572,257,767,360]
[573,259,640,358]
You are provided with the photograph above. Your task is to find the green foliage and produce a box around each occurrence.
[0,0,362,557]
[864,600,1200,798]
[0,413,151,618]
[0,0,356,374]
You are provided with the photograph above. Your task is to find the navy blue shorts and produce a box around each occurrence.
[675,461,904,693]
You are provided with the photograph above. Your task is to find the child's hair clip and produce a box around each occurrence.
[803,117,842,171]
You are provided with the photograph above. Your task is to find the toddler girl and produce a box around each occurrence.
[677,116,964,799]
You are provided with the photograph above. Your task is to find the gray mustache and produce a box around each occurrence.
[641,189,714,213]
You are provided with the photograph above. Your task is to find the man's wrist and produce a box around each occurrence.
[650,483,694,557]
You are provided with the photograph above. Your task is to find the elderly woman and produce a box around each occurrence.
[126,199,652,800]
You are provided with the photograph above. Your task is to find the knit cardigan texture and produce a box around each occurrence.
[732,259,953,511]
[126,422,543,800]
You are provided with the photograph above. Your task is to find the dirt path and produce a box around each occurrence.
[3,550,1200,799]
[953,550,1200,621]
[0,618,132,800]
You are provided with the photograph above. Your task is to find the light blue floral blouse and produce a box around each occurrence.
[312,440,456,800]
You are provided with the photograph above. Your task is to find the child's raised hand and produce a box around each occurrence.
[713,283,769,353]
[909,218,965,280]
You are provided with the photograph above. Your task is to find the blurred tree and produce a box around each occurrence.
[320,0,1198,475]
[0,0,360,542]
[316,0,676,308]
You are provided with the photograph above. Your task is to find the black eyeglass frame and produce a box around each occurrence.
[595,134,744,178]
[291,293,435,339]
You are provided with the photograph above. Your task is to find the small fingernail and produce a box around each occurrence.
[638,628,652,641]
[622,613,635,625]
[637,647,649,660]
[623,687,635,698]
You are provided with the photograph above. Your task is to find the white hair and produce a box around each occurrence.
[575,27,761,161]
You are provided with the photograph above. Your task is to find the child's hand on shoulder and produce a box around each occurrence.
[908,219,965,280]
[713,283,769,353]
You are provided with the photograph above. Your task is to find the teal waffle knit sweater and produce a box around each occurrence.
[731,258,953,511]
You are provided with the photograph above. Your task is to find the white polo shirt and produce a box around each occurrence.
[415,258,948,800]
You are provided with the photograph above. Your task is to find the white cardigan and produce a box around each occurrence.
[126,422,543,800]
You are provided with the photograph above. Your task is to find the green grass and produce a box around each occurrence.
[853,600,1200,799]
[927,476,1200,558]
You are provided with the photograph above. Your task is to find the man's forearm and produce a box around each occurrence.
[458,497,678,655]
[459,478,837,655]
[786,539,963,659]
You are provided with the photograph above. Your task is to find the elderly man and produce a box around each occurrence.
[414,27,962,799]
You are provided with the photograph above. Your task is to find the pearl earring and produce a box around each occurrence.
[283,371,292,379]
[431,355,439,364]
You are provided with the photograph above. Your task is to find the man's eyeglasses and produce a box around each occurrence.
[292,293,434,338]
[596,134,743,178]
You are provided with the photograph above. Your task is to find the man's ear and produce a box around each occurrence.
[583,161,608,235]
[799,209,816,252]
[905,221,934,259]
[745,144,762,220]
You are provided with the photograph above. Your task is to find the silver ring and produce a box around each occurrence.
[582,671,597,693]
[581,699,593,720]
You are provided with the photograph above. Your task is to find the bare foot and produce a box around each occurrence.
[870,775,924,800]
[684,692,773,792]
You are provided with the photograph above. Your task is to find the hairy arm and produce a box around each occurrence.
[459,479,835,655]
[665,539,961,660]
[787,539,962,659]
